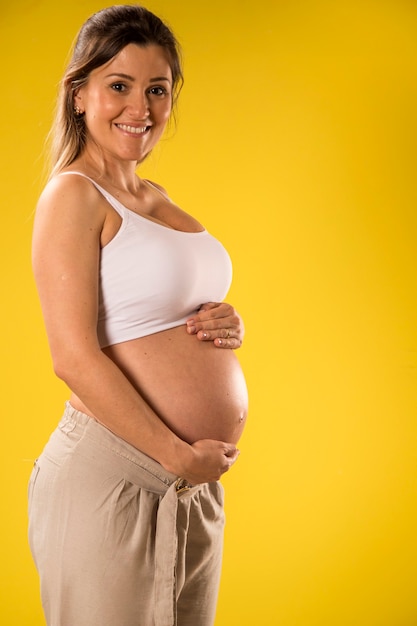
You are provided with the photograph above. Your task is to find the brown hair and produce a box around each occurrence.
[49,4,183,176]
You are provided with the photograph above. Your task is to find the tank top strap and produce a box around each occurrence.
[57,171,126,218]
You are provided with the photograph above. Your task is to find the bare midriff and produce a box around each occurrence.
[70,324,248,445]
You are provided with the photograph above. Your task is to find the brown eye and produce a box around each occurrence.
[149,86,167,96]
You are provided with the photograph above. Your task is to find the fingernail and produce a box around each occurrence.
[187,325,196,334]
[217,338,223,345]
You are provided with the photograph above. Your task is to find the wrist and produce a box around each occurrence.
[160,436,193,477]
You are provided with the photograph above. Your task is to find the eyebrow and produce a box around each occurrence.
[105,72,171,83]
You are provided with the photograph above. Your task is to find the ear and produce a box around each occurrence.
[74,87,84,106]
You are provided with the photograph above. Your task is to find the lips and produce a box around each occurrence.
[116,123,150,134]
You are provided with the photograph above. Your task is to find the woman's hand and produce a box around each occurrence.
[186,302,244,349]
[170,439,240,485]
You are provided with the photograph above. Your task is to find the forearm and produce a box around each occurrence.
[55,347,239,483]
[55,348,189,473]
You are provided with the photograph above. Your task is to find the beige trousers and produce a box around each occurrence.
[28,403,225,626]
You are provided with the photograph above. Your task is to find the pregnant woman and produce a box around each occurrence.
[28,5,248,626]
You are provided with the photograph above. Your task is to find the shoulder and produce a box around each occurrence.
[36,171,107,228]
[38,171,103,209]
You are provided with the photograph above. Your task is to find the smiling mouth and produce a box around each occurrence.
[116,124,150,135]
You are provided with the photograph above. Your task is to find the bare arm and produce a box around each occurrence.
[32,175,239,484]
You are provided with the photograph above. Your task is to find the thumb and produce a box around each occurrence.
[224,445,240,458]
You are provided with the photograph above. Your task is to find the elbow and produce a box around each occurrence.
[51,350,77,385]
[52,356,72,385]
[50,341,100,386]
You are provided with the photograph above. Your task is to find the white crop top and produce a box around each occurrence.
[61,173,233,348]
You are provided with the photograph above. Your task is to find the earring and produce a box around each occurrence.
[74,105,84,116]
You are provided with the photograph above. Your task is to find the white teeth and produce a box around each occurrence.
[117,124,148,134]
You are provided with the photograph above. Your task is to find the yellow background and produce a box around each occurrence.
[1,0,416,624]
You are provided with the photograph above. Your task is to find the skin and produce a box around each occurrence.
[32,44,247,484]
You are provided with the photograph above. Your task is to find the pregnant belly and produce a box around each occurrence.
[102,325,248,444]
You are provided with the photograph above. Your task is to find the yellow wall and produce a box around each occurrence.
[1,1,416,624]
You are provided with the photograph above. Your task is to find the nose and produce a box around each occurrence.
[127,91,150,120]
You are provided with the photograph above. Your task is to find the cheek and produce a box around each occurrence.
[89,91,119,115]
[158,100,173,123]
[102,98,121,115]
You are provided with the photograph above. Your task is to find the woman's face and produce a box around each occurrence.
[75,43,173,164]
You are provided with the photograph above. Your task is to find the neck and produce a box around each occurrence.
[77,148,141,194]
